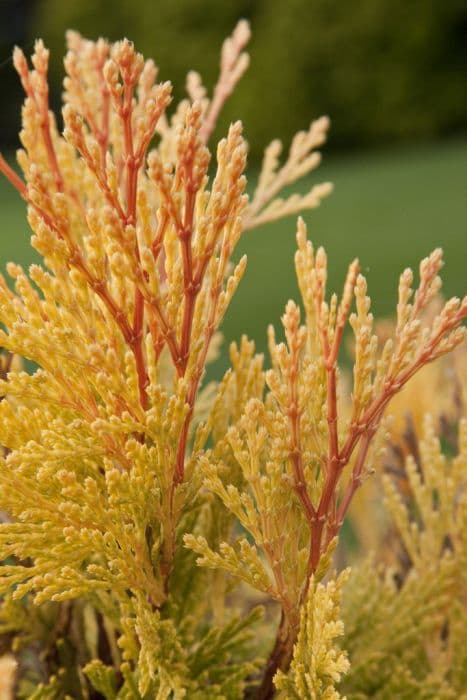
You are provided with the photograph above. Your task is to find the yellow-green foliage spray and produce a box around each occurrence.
[0,22,465,699]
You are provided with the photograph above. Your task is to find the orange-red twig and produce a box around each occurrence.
[0,155,27,199]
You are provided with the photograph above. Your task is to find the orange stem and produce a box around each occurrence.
[120,76,149,411]
[329,429,374,543]
[178,187,198,371]
[0,155,27,199]
[287,350,316,525]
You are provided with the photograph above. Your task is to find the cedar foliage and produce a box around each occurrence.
[0,22,466,699]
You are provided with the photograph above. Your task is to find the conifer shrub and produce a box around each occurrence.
[0,22,465,699]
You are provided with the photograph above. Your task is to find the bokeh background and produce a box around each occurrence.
[0,0,466,377]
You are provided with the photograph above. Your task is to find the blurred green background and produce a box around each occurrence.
[0,0,466,376]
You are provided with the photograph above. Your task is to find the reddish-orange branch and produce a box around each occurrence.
[30,66,64,193]
[287,343,317,526]
[27,198,138,372]
[319,301,467,559]
[40,115,64,193]
[178,187,197,372]
[96,52,111,163]
[145,302,181,373]
[340,317,466,470]
[164,280,224,588]
[331,429,374,540]
[173,270,224,490]
[119,71,149,410]
[151,210,169,262]
[10,44,153,413]
[0,155,27,199]
[311,287,343,568]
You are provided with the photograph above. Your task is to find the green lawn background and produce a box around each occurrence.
[0,139,465,379]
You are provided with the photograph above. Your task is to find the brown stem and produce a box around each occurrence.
[256,613,295,700]
[310,519,324,578]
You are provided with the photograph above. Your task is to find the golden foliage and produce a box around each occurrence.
[0,20,464,700]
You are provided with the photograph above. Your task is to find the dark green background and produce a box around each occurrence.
[1,0,466,154]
